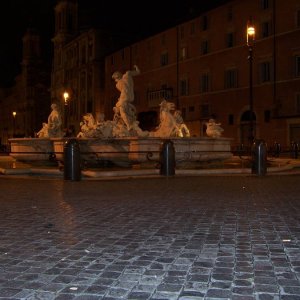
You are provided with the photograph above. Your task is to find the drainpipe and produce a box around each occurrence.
[176,26,179,109]
[273,0,277,112]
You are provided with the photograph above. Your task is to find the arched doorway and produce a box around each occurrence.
[240,110,256,145]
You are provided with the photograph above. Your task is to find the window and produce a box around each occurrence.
[227,6,233,21]
[182,107,186,119]
[57,12,62,30]
[161,34,166,45]
[226,32,235,48]
[228,114,234,125]
[224,69,238,88]
[295,56,300,77]
[88,43,93,58]
[264,110,271,122]
[200,73,210,93]
[161,52,168,66]
[190,22,195,34]
[180,47,187,60]
[200,104,210,118]
[201,15,208,31]
[180,79,189,96]
[296,94,300,114]
[261,21,271,38]
[147,88,173,103]
[87,100,93,113]
[67,11,73,31]
[259,62,271,82]
[201,40,209,55]
[261,0,269,9]
[81,45,86,64]
[180,26,185,39]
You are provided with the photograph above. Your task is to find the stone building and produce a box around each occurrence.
[104,0,300,149]
[3,0,299,150]
[50,0,134,134]
[0,28,50,145]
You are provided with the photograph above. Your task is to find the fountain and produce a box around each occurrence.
[9,65,232,168]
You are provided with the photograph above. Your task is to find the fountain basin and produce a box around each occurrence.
[9,137,233,167]
[52,138,131,167]
[129,137,232,166]
[9,138,54,162]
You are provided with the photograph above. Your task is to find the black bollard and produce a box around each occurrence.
[160,140,175,176]
[64,139,81,181]
[273,142,281,158]
[251,139,267,176]
[291,141,298,159]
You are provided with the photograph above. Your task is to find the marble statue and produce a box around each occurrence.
[37,103,63,138]
[150,100,190,138]
[36,122,49,138]
[174,110,190,138]
[205,118,224,138]
[77,113,114,138]
[76,70,190,139]
[112,65,148,137]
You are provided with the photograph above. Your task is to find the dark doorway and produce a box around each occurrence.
[138,111,158,131]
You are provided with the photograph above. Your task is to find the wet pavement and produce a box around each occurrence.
[1,174,300,299]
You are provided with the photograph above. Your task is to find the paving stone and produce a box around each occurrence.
[1,176,300,298]
[206,288,232,298]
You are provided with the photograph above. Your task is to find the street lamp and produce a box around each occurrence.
[63,92,69,106]
[63,91,69,132]
[247,17,255,144]
[12,111,16,137]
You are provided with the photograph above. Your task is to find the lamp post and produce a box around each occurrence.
[63,91,69,133]
[247,18,255,144]
[12,111,16,137]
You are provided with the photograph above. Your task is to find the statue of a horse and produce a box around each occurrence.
[150,100,190,138]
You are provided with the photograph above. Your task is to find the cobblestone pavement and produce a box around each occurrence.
[1,175,300,300]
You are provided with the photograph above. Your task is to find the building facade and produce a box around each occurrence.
[51,0,134,134]
[104,0,300,149]
[0,28,50,145]
[3,0,298,149]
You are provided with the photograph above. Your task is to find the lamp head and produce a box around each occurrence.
[63,92,69,105]
[247,18,255,47]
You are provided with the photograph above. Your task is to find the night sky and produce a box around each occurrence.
[0,0,229,87]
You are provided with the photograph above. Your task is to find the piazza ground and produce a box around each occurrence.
[0,174,300,299]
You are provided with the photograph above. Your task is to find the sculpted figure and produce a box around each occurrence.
[47,103,63,137]
[37,103,63,138]
[77,113,97,138]
[205,118,224,138]
[36,122,49,138]
[112,65,148,137]
[150,100,190,138]
[174,110,190,137]
[77,113,114,138]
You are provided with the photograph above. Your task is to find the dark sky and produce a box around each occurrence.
[0,0,229,87]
